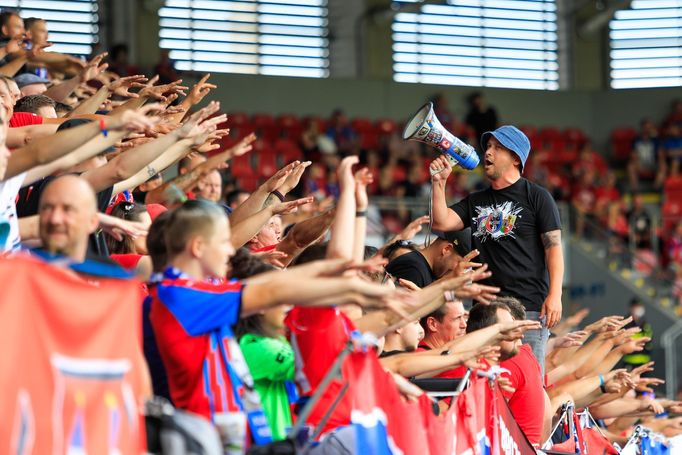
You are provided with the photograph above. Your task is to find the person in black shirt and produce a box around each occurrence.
[384,229,471,288]
[430,125,563,372]
[465,92,498,149]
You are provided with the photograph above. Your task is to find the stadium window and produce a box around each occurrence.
[610,0,682,89]
[0,0,99,56]
[392,0,559,90]
[159,0,330,78]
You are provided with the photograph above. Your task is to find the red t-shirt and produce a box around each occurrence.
[110,253,143,270]
[9,112,43,128]
[499,344,545,446]
[285,307,356,435]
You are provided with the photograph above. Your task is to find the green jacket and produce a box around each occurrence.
[239,333,296,440]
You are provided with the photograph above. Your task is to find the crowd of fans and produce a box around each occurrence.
[1,7,682,454]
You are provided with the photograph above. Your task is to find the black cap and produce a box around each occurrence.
[432,228,471,257]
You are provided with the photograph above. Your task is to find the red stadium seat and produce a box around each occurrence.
[275,138,303,164]
[252,114,278,142]
[519,125,539,149]
[610,127,637,162]
[351,117,374,133]
[226,112,249,128]
[375,118,398,136]
[276,113,303,140]
[539,127,564,152]
[225,112,253,141]
[302,115,328,134]
[563,128,588,148]
[237,176,260,192]
[230,153,256,179]
[359,131,379,150]
[252,139,278,178]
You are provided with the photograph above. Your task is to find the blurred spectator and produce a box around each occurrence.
[571,169,597,236]
[465,91,498,148]
[663,124,682,175]
[663,99,682,129]
[627,194,652,249]
[418,300,467,351]
[105,201,151,268]
[153,49,180,85]
[667,220,682,272]
[594,171,621,222]
[224,189,250,210]
[325,109,355,154]
[133,174,164,204]
[305,162,328,199]
[430,92,453,126]
[571,142,604,180]
[606,199,629,251]
[196,169,222,203]
[628,118,664,191]
[108,44,141,77]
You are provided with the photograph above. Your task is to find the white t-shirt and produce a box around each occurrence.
[0,172,27,251]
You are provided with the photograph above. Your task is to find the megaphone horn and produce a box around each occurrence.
[403,102,479,171]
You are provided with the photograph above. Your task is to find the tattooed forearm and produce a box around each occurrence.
[541,230,561,249]
[146,166,157,178]
[262,193,278,209]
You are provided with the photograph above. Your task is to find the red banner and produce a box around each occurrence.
[343,350,536,455]
[0,254,149,454]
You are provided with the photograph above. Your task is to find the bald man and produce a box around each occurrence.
[196,169,222,203]
[38,175,99,262]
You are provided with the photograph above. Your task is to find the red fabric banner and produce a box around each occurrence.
[0,254,149,454]
[343,349,536,455]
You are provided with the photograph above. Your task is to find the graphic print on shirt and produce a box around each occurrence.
[472,201,523,242]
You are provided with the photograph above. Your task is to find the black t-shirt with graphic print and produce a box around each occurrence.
[450,178,561,312]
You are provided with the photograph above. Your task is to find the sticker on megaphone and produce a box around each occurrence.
[403,102,479,171]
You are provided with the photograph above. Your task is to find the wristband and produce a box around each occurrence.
[356,210,367,217]
[99,117,108,137]
[599,374,607,393]
[271,190,284,202]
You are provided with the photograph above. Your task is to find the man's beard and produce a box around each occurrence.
[499,346,519,361]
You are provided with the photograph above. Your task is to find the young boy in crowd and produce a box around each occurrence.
[149,199,403,447]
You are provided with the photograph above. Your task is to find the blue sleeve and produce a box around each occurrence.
[157,283,242,336]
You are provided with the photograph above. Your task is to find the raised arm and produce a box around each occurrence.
[69,74,148,118]
[353,167,372,262]
[230,197,312,249]
[43,52,108,103]
[111,104,226,194]
[430,155,464,231]
[275,208,335,266]
[5,107,157,179]
[240,273,395,315]
[327,156,357,260]
[23,130,128,186]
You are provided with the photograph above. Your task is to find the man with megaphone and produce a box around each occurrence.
[428,125,563,374]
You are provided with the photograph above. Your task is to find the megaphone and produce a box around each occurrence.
[403,102,479,171]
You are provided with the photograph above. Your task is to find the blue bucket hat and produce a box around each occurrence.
[481,125,530,172]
